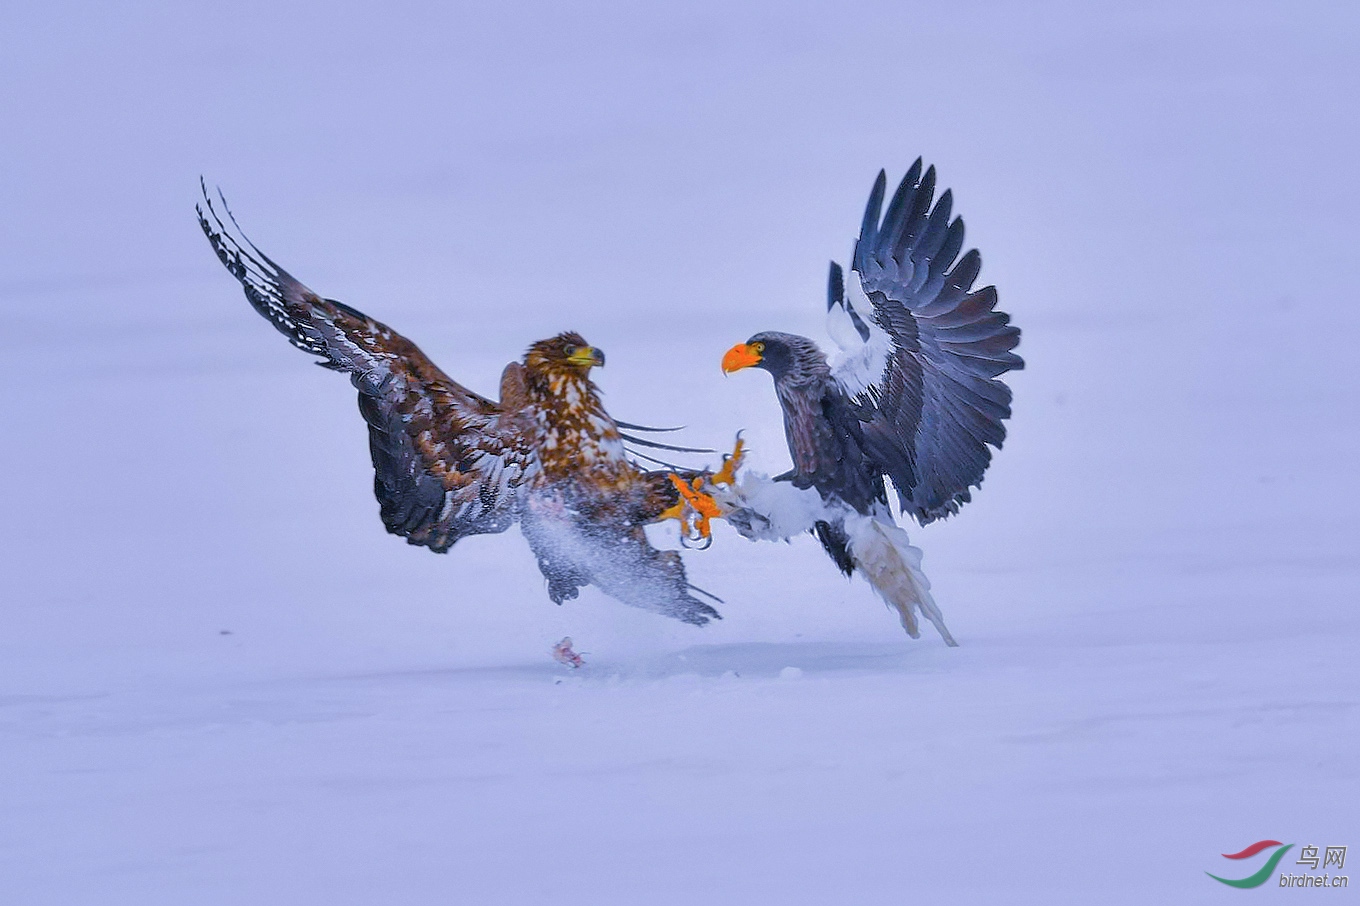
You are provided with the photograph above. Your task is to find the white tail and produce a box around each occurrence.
[844,514,958,646]
[713,472,958,645]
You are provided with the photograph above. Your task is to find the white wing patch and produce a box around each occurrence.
[827,268,893,398]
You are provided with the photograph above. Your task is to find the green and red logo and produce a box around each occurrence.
[1207,840,1294,888]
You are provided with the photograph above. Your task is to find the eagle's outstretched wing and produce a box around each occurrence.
[827,160,1023,524]
[198,187,535,551]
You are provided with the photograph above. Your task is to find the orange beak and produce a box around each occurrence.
[722,342,762,374]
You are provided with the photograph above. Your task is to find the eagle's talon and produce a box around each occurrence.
[711,433,746,487]
[667,473,723,520]
[665,472,724,547]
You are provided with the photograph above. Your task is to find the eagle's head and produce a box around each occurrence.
[722,331,826,384]
[525,331,605,377]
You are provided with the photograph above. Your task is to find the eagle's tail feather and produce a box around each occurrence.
[687,583,725,605]
[618,432,715,454]
[844,514,958,646]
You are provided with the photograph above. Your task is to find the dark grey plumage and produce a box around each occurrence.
[744,330,887,519]
[737,159,1023,528]
[843,161,1022,523]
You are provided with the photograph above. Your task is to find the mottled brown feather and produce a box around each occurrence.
[199,194,716,623]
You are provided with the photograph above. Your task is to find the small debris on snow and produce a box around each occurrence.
[552,637,584,668]
[779,666,803,681]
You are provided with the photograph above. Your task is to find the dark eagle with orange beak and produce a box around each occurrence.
[717,159,1023,643]
[198,187,721,625]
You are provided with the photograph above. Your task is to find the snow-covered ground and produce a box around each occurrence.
[2,2,1357,902]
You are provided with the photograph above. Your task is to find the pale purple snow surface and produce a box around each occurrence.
[1,2,1356,903]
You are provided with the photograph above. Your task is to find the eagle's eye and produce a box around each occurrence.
[564,345,578,357]
[753,342,766,354]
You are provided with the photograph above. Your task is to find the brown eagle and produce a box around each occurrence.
[197,187,721,625]
[716,159,1023,643]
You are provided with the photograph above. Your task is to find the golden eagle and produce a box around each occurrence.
[198,187,721,625]
[716,159,1023,642]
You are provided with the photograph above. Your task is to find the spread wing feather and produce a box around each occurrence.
[830,162,1023,524]
[197,186,536,551]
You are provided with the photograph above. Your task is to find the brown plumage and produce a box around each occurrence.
[198,186,719,625]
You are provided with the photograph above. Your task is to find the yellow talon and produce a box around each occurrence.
[669,474,723,519]
[711,434,746,487]
[666,472,723,544]
[658,436,744,548]
[658,500,687,522]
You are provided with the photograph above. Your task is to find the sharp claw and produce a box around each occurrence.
[668,474,723,520]
[665,472,721,547]
[661,433,744,548]
[680,530,712,550]
[711,432,746,487]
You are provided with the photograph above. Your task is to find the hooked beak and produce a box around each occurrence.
[722,342,762,374]
[567,346,605,368]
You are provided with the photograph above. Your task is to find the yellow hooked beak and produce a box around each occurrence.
[722,342,763,374]
[566,346,605,368]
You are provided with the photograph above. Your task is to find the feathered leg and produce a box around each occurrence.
[521,495,721,625]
